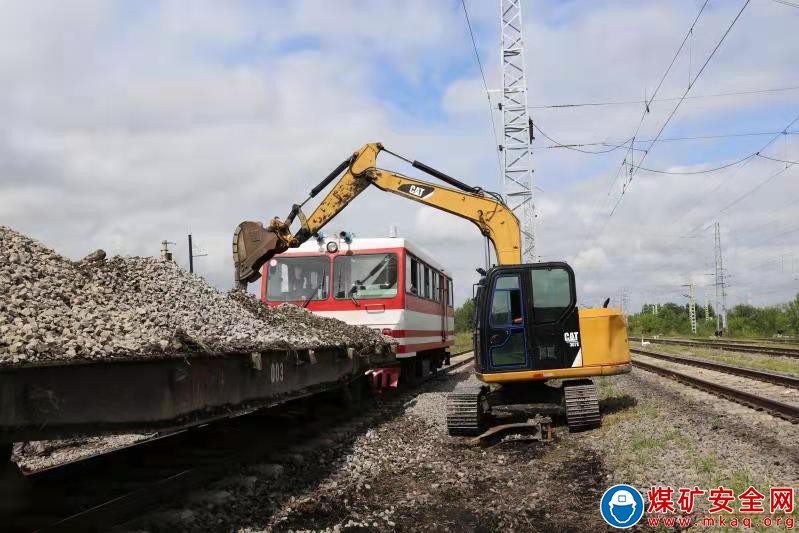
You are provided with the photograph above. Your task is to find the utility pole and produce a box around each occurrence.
[714,222,728,334]
[188,234,194,273]
[160,240,175,261]
[704,289,711,322]
[499,0,536,262]
[187,234,208,274]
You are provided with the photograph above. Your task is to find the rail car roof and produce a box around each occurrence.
[280,237,451,277]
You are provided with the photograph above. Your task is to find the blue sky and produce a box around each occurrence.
[1,0,798,310]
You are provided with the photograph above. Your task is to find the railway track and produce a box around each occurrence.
[6,352,474,532]
[630,348,799,389]
[631,352,799,424]
[635,337,799,359]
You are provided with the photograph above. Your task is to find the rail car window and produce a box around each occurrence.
[530,268,572,323]
[406,255,420,295]
[334,253,398,300]
[266,256,329,302]
[423,265,431,299]
[447,279,454,307]
[432,271,439,302]
[490,275,523,326]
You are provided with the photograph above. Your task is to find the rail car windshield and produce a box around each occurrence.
[266,256,329,302]
[334,253,398,300]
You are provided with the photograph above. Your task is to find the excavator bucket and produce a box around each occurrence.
[232,221,285,288]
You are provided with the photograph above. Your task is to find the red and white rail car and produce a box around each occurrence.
[260,235,455,380]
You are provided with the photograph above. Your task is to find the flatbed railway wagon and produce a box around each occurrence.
[262,235,455,383]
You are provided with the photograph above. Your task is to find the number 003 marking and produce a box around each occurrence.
[270,361,284,383]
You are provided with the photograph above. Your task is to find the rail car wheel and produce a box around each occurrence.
[446,387,488,436]
[563,379,601,431]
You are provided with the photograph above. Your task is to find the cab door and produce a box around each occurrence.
[481,263,579,373]
[484,271,529,371]
[525,264,580,370]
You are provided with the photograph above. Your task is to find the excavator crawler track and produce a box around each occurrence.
[563,380,601,431]
[446,387,486,436]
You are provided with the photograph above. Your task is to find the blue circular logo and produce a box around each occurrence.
[600,484,644,529]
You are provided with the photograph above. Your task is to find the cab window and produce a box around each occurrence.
[266,256,329,302]
[490,275,523,326]
[334,253,398,300]
[530,268,572,323]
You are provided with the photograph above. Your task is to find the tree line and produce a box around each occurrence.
[454,294,799,338]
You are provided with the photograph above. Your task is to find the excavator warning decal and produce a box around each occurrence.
[399,183,435,200]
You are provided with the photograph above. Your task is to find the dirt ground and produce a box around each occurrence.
[121,359,799,532]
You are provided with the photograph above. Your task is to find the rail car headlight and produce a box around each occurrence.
[339,231,353,244]
[326,241,339,253]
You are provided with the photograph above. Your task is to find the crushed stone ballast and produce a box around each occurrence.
[0,225,393,366]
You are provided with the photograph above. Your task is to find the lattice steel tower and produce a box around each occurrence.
[499,0,536,262]
[714,222,728,333]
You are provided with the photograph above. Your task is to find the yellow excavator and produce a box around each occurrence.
[233,143,630,434]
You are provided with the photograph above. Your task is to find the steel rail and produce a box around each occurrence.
[632,358,799,423]
[631,348,799,389]
[633,338,799,358]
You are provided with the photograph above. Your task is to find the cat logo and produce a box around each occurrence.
[398,183,434,200]
[564,331,580,347]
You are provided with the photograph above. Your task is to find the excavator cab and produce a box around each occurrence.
[473,263,581,376]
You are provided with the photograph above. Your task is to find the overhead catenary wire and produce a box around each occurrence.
[532,130,798,152]
[612,0,752,214]
[573,1,752,265]
[460,0,503,177]
[527,84,799,110]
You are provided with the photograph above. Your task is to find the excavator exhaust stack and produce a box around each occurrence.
[232,221,286,289]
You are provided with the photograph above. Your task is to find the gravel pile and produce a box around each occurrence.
[0,226,392,365]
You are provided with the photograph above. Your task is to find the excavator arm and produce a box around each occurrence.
[233,142,521,288]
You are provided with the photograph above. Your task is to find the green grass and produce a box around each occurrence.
[631,341,799,375]
[452,331,472,353]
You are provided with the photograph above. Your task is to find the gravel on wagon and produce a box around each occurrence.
[0,226,392,366]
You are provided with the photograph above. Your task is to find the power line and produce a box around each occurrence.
[528,84,799,109]
[631,153,756,175]
[533,123,633,154]
[578,1,712,259]
[771,0,799,9]
[460,0,502,177]
[532,130,798,151]
[701,162,795,229]
[756,153,799,165]
[610,0,750,218]
[576,1,751,261]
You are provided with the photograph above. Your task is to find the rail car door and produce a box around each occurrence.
[440,274,448,343]
[480,263,580,373]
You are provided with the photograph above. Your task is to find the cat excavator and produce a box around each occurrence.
[233,142,631,434]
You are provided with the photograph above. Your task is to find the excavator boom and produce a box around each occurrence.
[233,143,520,288]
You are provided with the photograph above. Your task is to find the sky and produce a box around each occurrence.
[1,0,798,312]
